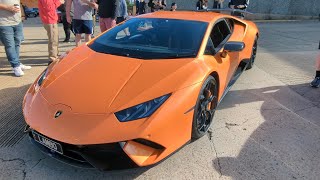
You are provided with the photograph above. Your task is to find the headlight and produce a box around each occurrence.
[37,68,48,86]
[115,94,171,122]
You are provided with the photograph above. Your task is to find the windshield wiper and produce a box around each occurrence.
[160,53,196,59]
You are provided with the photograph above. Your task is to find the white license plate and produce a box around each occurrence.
[32,131,63,155]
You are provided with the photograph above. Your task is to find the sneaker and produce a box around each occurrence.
[20,63,32,71]
[13,66,24,77]
[62,39,70,43]
[310,77,320,88]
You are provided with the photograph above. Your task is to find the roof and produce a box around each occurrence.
[137,11,226,23]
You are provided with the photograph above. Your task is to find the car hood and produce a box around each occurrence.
[40,46,195,114]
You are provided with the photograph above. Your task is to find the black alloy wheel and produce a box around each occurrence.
[192,76,218,139]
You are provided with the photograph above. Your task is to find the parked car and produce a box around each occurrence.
[33,8,39,16]
[23,10,259,170]
[25,7,38,18]
[57,10,63,23]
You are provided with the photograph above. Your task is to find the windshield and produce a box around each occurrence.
[89,18,208,59]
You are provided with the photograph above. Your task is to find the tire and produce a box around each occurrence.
[246,36,258,70]
[191,76,218,140]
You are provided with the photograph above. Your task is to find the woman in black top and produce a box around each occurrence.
[196,0,204,10]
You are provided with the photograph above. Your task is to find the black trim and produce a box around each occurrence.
[133,139,165,150]
[29,131,138,170]
[218,59,250,104]
[184,105,196,114]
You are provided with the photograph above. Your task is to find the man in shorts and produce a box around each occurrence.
[66,0,97,47]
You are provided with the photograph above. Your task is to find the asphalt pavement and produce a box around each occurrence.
[0,19,319,180]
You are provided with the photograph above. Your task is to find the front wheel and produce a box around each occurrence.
[191,76,218,140]
[246,36,258,70]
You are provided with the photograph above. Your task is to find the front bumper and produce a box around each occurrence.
[28,131,138,170]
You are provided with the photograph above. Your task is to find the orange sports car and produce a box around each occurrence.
[23,10,259,170]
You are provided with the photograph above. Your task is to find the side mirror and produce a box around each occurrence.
[224,41,245,52]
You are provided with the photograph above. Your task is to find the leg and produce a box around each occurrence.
[66,23,71,41]
[105,18,116,30]
[111,18,116,29]
[13,23,31,70]
[84,34,91,42]
[316,54,320,71]
[83,20,93,42]
[13,23,23,63]
[43,24,59,62]
[0,25,20,68]
[99,18,107,33]
[62,15,71,41]
[75,34,82,47]
[73,20,83,46]
[213,1,218,8]
[52,24,59,58]
[310,53,320,88]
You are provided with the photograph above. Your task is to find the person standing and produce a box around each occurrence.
[203,0,208,10]
[148,0,155,13]
[66,0,97,47]
[0,0,31,76]
[58,2,72,43]
[116,0,127,24]
[96,0,117,32]
[228,0,249,17]
[196,0,204,10]
[310,50,320,88]
[135,0,139,14]
[213,0,224,9]
[154,0,166,11]
[138,0,146,15]
[38,0,63,64]
[170,2,177,11]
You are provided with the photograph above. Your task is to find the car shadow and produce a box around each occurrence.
[212,83,320,179]
[21,40,48,45]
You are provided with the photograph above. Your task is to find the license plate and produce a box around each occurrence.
[32,131,63,155]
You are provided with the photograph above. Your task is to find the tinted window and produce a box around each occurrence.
[225,19,234,32]
[210,20,231,48]
[89,18,208,59]
[205,20,231,55]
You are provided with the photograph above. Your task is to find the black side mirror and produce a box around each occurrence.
[224,41,245,52]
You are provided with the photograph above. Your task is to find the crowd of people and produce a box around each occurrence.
[0,0,319,88]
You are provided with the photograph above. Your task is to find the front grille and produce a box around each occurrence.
[29,131,137,170]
